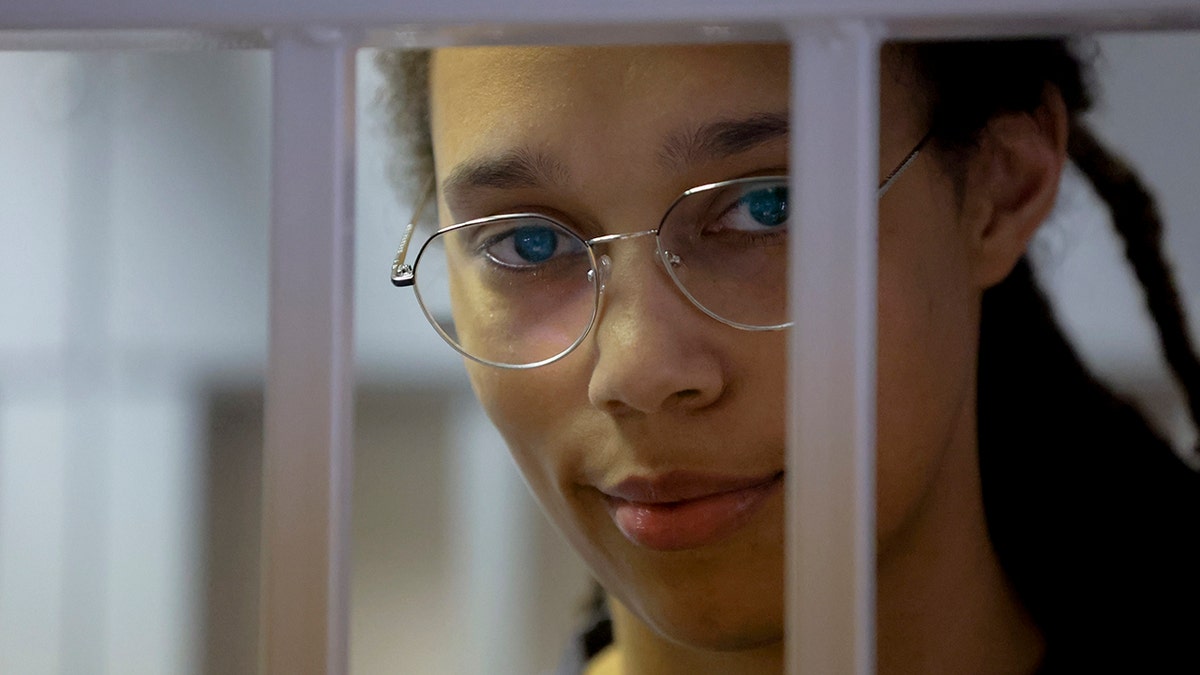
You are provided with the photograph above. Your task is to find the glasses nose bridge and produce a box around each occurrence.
[585,227,659,249]
[584,228,668,293]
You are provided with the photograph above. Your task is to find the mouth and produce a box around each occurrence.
[599,470,784,552]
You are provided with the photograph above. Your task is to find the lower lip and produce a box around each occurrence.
[605,474,783,551]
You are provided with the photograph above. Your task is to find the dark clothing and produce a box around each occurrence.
[979,262,1200,672]
[554,609,612,675]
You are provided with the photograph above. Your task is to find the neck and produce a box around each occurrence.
[876,390,1044,675]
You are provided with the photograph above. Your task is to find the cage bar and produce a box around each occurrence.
[6,0,1200,33]
[788,21,881,675]
[261,31,357,675]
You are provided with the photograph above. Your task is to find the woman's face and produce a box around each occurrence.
[428,44,982,650]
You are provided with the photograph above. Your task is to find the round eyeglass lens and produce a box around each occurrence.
[412,215,601,368]
[657,176,790,329]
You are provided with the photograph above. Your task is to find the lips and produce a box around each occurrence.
[600,470,784,551]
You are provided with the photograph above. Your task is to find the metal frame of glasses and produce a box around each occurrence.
[4,2,1199,674]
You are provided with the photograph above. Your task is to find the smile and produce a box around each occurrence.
[600,470,784,551]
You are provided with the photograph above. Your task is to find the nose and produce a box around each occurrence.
[586,245,727,416]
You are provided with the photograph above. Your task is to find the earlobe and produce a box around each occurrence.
[965,87,1070,289]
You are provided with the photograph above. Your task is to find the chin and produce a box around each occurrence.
[602,543,786,653]
[579,485,788,650]
[636,593,785,653]
[670,621,783,654]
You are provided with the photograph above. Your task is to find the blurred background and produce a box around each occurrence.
[0,33,1197,674]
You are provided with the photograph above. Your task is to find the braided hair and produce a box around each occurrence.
[907,40,1199,449]
[907,39,1200,668]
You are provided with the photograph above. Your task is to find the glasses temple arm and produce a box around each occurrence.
[391,178,436,287]
[877,131,933,198]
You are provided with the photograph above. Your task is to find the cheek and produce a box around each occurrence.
[464,360,608,559]
[466,361,584,476]
[874,200,980,544]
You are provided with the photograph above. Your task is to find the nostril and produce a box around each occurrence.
[665,386,722,411]
[598,388,716,417]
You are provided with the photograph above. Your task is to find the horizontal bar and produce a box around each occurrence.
[0,28,267,50]
[4,1,1200,36]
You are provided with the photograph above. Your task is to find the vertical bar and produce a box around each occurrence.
[61,55,112,674]
[786,21,881,675]
[262,29,356,675]
[448,395,534,674]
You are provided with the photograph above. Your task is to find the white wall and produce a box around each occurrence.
[1033,32,1200,456]
[0,47,575,675]
[0,51,274,675]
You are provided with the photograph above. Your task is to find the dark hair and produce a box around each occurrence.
[907,39,1200,665]
[379,40,1200,664]
[902,40,1199,443]
[376,49,433,206]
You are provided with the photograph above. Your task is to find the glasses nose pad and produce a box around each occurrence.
[588,254,613,293]
[660,249,682,269]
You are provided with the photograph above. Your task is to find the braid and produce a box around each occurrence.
[916,41,1200,653]
[1067,121,1200,457]
[909,38,1200,459]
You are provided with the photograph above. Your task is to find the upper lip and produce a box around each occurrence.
[599,470,784,504]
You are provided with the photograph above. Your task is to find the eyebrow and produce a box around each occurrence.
[440,111,790,199]
[659,112,789,170]
[442,148,569,197]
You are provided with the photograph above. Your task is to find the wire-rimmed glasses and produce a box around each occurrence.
[392,134,930,369]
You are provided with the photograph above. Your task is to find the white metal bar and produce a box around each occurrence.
[448,395,535,673]
[787,21,880,675]
[0,29,267,50]
[5,15,1200,61]
[261,30,356,675]
[60,55,115,674]
[5,0,1200,34]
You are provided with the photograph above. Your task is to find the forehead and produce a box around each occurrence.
[430,43,790,100]
[428,44,791,184]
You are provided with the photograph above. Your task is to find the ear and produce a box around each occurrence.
[960,87,1069,289]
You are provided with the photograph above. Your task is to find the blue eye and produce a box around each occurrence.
[511,225,559,263]
[474,220,586,269]
[739,186,788,228]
